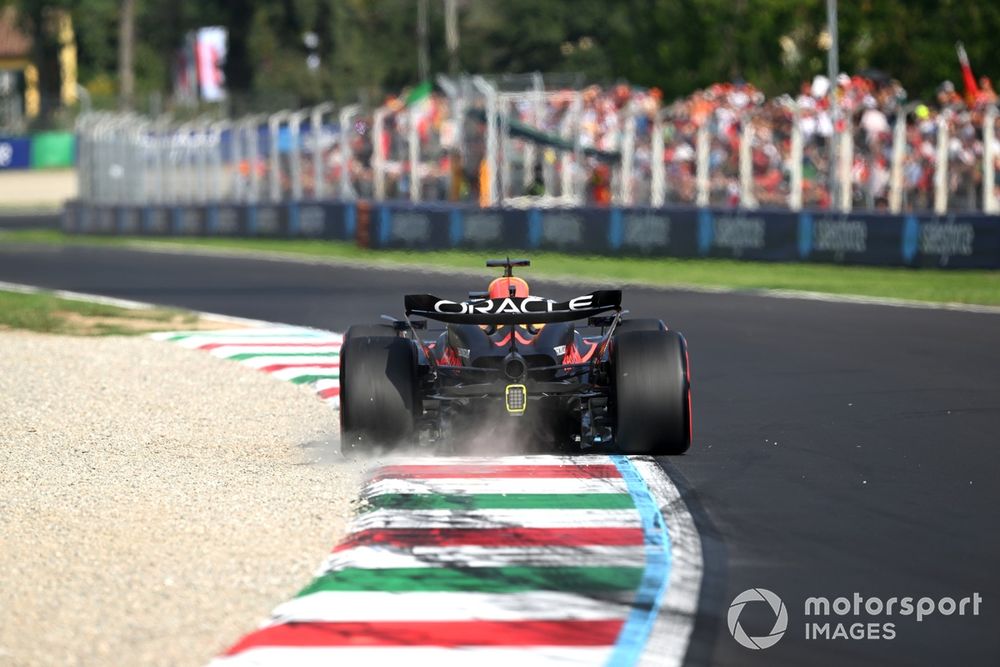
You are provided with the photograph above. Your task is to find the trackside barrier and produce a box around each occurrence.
[62,201,1000,269]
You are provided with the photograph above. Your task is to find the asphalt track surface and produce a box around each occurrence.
[1,243,998,666]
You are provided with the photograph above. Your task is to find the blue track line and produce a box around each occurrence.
[607,455,672,666]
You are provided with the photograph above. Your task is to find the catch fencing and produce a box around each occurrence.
[73,77,1000,215]
[66,76,1000,268]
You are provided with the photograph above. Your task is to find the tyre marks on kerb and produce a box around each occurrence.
[151,327,343,405]
[151,328,703,665]
[208,456,702,667]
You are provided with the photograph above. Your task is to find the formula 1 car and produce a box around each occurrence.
[339,258,691,455]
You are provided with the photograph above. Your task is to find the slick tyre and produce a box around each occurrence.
[611,330,691,455]
[614,318,666,335]
[345,324,396,340]
[340,335,419,449]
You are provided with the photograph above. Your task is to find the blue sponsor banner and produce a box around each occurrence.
[798,212,907,266]
[141,206,172,235]
[909,214,1000,269]
[369,202,455,249]
[206,204,243,236]
[65,201,1000,268]
[451,207,525,249]
[612,206,700,257]
[117,206,143,235]
[699,208,798,261]
[249,203,288,237]
[0,136,31,170]
[172,206,207,236]
[533,207,611,253]
[287,201,355,240]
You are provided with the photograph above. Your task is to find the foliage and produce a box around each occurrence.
[2,0,1000,110]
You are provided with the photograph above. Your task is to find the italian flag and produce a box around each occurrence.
[406,81,435,140]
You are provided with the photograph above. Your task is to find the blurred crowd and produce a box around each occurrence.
[646,72,999,211]
[280,71,1000,212]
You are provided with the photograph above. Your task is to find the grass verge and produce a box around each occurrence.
[0,288,198,335]
[2,228,999,306]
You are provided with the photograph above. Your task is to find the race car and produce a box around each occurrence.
[339,258,691,455]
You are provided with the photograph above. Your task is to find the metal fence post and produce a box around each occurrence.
[131,118,149,204]
[888,108,907,213]
[311,102,334,200]
[934,114,949,215]
[210,119,228,202]
[338,104,360,200]
[837,116,853,212]
[695,120,710,207]
[247,115,263,204]
[289,109,307,201]
[497,95,510,203]
[983,105,997,214]
[180,121,198,203]
[113,115,129,205]
[472,76,497,206]
[196,117,211,204]
[788,104,803,211]
[739,117,758,209]
[620,101,636,206]
[557,91,583,202]
[231,116,245,202]
[409,103,422,203]
[650,111,665,207]
[372,106,388,201]
[268,110,290,203]
[74,114,91,202]
[151,116,168,205]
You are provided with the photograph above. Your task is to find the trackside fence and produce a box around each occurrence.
[67,78,1000,268]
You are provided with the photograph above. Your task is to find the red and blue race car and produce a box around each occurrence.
[339,258,691,455]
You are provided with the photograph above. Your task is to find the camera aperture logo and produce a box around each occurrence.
[728,588,983,649]
[728,588,788,649]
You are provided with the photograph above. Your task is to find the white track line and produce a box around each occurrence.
[377,455,617,466]
[236,355,343,369]
[169,334,340,348]
[270,591,632,623]
[267,367,340,382]
[630,458,703,667]
[150,327,329,342]
[318,545,648,571]
[347,509,641,532]
[205,344,341,358]
[361,477,629,496]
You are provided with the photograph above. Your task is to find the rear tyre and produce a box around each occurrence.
[611,330,691,455]
[345,324,396,340]
[340,335,419,449]
[614,318,666,335]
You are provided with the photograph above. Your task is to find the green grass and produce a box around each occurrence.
[2,229,999,306]
[0,288,196,335]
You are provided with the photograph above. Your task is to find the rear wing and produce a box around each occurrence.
[405,290,621,325]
